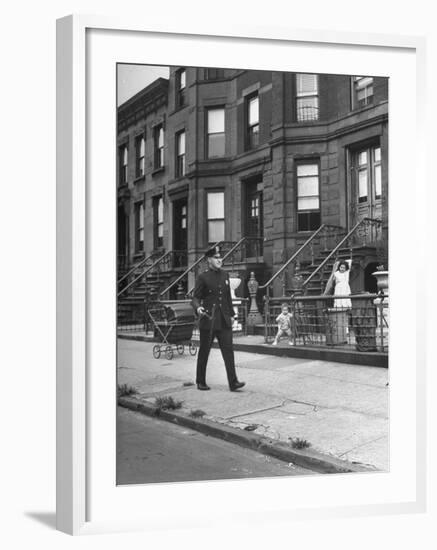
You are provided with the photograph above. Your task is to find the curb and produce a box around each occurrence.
[118,395,377,475]
[117,333,388,368]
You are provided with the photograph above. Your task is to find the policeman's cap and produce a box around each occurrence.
[205,245,222,258]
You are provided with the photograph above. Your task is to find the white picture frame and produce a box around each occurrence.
[56,14,427,535]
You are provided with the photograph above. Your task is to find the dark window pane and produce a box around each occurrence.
[248,125,259,149]
[298,212,320,232]
[309,212,321,230]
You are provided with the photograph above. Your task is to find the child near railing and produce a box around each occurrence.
[272,303,294,346]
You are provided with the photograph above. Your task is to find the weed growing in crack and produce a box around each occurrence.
[154,396,183,412]
[117,384,138,397]
[289,437,311,449]
[189,409,206,418]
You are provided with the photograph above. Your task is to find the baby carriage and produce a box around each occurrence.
[147,301,198,360]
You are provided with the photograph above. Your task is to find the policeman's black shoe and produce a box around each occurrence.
[197,383,210,391]
[229,381,245,392]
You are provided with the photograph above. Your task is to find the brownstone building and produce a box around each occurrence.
[117,67,388,302]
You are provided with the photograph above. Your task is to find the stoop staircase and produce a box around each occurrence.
[117,250,186,329]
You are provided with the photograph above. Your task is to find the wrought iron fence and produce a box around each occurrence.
[117,297,250,337]
[263,293,388,353]
[117,299,148,332]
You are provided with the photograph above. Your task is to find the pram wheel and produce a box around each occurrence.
[177,344,184,355]
[165,345,174,360]
[153,345,161,359]
[189,342,197,355]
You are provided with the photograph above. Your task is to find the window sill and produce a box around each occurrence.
[152,166,165,177]
[200,77,230,83]
[169,174,189,185]
[170,104,188,115]
[134,175,145,184]
[294,119,320,125]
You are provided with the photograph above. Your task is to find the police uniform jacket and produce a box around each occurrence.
[191,268,236,330]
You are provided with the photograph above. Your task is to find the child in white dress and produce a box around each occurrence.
[327,259,352,308]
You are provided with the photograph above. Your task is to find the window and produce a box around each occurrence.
[153,197,164,248]
[154,125,164,169]
[135,135,145,178]
[134,201,144,252]
[358,151,369,203]
[119,144,128,185]
[176,130,186,177]
[355,145,381,203]
[296,163,320,231]
[207,108,225,158]
[176,69,186,108]
[207,191,225,243]
[246,94,259,150]
[352,76,374,108]
[181,204,187,229]
[296,74,319,121]
[205,68,225,80]
[374,147,382,200]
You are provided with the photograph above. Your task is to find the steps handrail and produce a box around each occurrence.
[259,224,342,290]
[158,240,228,298]
[118,250,173,297]
[301,217,382,289]
[221,236,263,262]
[117,250,164,286]
[185,236,264,296]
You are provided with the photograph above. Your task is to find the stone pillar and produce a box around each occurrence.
[246,272,263,334]
[229,273,242,332]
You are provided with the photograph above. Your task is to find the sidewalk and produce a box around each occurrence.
[117,338,389,473]
[118,330,388,367]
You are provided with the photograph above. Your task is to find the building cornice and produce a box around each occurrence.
[117,78,169,131]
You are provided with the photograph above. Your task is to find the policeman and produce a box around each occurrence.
[191,245,245,392]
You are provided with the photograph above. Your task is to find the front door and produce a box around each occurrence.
[350,144,382,226]
[173,198,188,266]
[245,179,263,257]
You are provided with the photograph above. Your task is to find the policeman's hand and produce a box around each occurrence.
[197,307,206,316]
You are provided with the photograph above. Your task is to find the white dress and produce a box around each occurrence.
[333,271,352,309]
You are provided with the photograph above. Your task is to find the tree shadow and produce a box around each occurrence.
[25,511,56,530]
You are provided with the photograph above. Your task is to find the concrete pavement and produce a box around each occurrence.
[117,338,389,473]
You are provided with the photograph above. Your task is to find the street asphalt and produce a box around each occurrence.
[117,338,389,473]
[117,406,313,484]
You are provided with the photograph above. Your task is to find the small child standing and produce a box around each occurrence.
[272,303,294,346]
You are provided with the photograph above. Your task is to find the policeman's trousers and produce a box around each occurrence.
[196,328,238,387]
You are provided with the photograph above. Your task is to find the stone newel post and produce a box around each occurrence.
[229,273,242,332]
[246,272,263,333]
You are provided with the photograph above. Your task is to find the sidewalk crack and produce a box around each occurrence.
[337,435,387,458]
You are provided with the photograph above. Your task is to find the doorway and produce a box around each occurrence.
[173,198,188,266]
[244,177,263,257]
[364,262,379,293]
[349,143,382,227]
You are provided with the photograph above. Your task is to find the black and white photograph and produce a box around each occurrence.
[116,64,389,485]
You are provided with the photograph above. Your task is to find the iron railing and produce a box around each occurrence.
[259,224,344,297]
[117,297,250,337]
[301,218,383,292]
[117,250,165,287]
[296,105,319,122]
[184,237,264,297]
[159,240,236,299]
[263,293,388,353]
[117,250,188,298]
